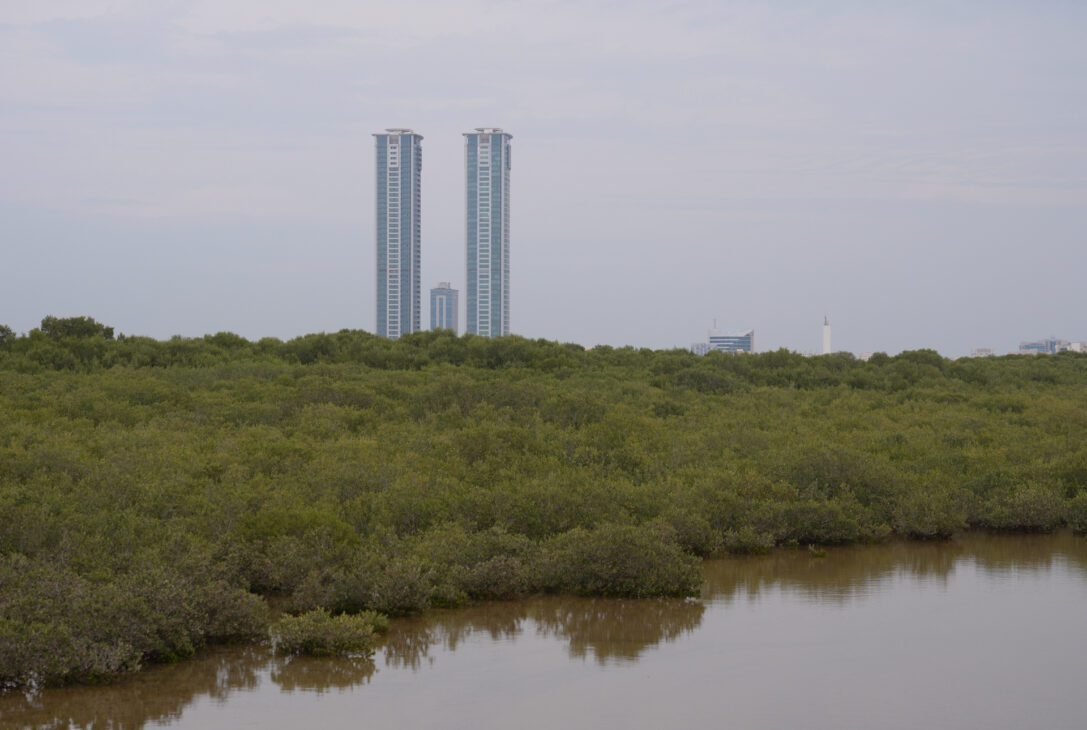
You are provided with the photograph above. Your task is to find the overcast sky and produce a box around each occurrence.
[2,1,1084,355]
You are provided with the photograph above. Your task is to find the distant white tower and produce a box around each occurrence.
[822,316,832,355]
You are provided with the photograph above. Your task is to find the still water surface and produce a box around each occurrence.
[4,533,1087,729]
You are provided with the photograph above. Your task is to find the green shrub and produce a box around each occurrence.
[0,617,142,690]
[326,553,436,617]
[979,483,1067,532]
[655,509,720,556]
[283,569,341,614]
[540,524,700,598]
[779,499,869,544]
[669,368,743,394]
[0,556,268,689]
[200,582,271,641]
[892,489,966,539]
[270,609,388,657]
[1067,493,1087,534]
[407,524,541,602]
[458,555,538,601]
[723,526,776,555]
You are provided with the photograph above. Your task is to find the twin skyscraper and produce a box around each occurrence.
[374,128,512,339]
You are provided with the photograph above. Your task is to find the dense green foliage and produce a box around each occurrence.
[2,317,1087,688]
[270,609,387,657]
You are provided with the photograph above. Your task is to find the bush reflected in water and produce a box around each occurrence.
[271,655,376,693]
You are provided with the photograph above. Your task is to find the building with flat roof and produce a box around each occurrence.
[708,329,755,354]
[430,282,458,332]
[465,128,512,337]
[374,129,423,339]
[1020,337,1070,355]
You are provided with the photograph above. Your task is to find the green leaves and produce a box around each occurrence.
[2,326,1087,689]
[270,609,387,657]
[38,315,114,341]
[540,524,701,598]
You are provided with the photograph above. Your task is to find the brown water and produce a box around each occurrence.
[4,532,1087,730]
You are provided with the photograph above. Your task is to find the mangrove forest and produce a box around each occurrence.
[1,317,1086,689]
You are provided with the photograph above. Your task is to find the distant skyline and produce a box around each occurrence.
[2,1,1085,356]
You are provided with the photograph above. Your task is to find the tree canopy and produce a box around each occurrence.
[2,318,1086,689]
[37,315,115,341]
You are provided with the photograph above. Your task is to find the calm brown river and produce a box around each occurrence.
[4,533,1087,729]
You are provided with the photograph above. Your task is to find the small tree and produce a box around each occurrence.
[0,324,13,346]
[270,609,388,657]
[39,315,114,340]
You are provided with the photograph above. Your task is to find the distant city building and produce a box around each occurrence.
[465,128,512,338]
[708,329,755,354]
[430,282,459,332]
[374,129,423,339]
[690,342,711,356]
[970,347,995,358]
[1019,337,1071,355]
[822,316,832,355]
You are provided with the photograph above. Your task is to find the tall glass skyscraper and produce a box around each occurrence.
[374,129,423,339]
[464,128,512,337]
[430,282,458,332]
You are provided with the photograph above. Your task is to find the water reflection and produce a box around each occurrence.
[704,541,965,604]
[2,532,1085,729]
[969,531,1087,574]
[269,655,375,694]
[703,532,1087,605]
[0,646,266,730]
[533,598,704,663]
[383,597,705,669]
[0,650,377,728]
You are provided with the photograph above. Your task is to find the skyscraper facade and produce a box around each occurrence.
[430,282,458,332]
[464,128,512,337]
[374,129,423,339]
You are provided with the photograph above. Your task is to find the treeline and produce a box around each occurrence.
[2,317,1086,392]
[2,316,1087,689]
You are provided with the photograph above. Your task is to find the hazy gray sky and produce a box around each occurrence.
[2,1,1084,355]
